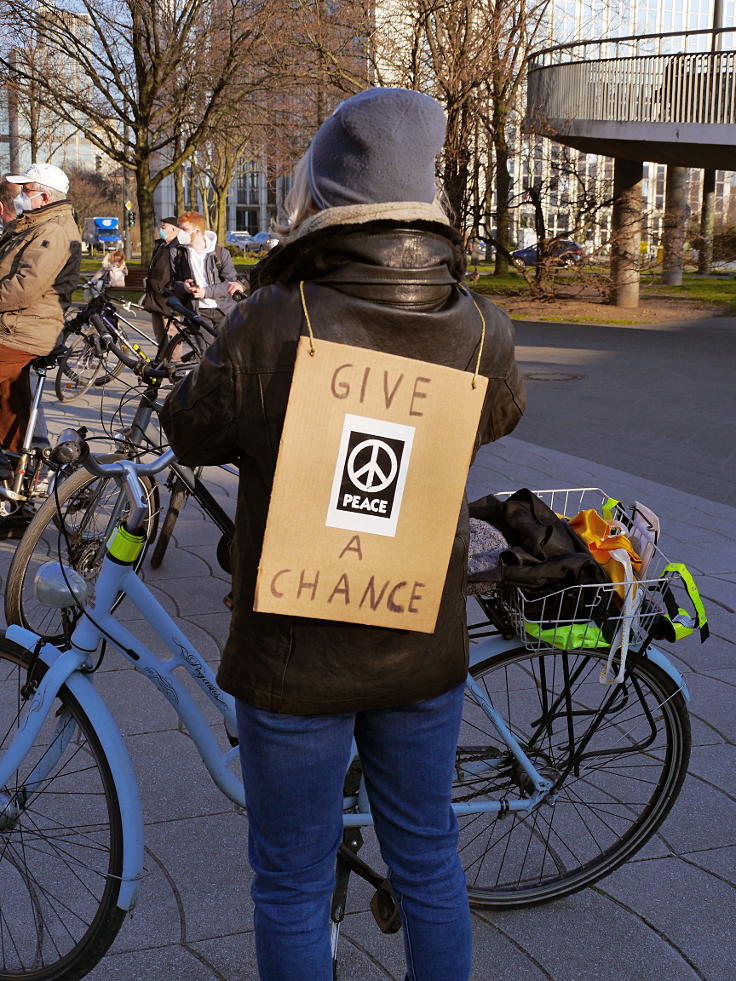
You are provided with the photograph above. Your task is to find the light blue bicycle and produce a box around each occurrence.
[0,435,705,980]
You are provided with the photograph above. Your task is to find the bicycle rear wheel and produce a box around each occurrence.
[4,467,159,644]
[457,645,690,908]
[0,636,125,979]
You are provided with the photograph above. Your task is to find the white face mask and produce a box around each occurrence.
[15,191,43,213]
[177,230,192,246]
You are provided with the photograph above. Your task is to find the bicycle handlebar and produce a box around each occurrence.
[163,295,217,335]
[51,427,174,476]
[51,428,175,530]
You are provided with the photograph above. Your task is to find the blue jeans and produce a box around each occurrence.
[236,684,472,981]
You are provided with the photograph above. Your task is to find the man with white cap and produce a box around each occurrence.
[0,163,81,514]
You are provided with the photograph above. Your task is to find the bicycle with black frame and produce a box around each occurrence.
[4,301,235,638]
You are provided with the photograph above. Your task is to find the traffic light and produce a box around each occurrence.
[127,210,136,227]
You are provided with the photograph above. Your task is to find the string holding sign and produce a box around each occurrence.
[298,280,487,388]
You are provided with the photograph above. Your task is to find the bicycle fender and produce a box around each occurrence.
[468,633,521,668]
[641,644,690,701]
[4,625,145,912]
[467,632,690,702]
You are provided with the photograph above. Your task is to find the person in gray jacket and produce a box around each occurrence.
[171,210,244,333]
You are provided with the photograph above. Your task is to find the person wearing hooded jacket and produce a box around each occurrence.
[170,210,244,334]
[161,88,525,981]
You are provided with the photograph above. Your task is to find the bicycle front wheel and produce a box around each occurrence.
[149,477,188,569]
[54,331,106,402]
[4,467,159,643]
[456,646,690,908]
[0,636,125,979]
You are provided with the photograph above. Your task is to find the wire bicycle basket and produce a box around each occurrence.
[471,488,708,666]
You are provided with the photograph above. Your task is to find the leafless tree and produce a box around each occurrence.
[65,165,123,232]
[365,0,550,274]
[4,45,76,164]
[0,0,283,260]
[510,146,618,298]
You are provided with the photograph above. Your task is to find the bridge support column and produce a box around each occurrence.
[662,166,688,286]
[610,158,643,308]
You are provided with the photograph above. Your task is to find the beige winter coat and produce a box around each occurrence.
[0,200,82,355]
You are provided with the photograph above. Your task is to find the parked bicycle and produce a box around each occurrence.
[55,286,158,403]
[4,306,225,640]
[0,433,708,978]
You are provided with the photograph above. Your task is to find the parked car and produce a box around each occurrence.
[244,231,279,253]
[511,239,584,269]
[226,230,255,249]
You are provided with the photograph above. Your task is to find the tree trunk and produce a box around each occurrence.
[213,186,228,241]
[698,169,716,275]
[136,162,156,264]
[197,174,211,228]
[528,185,548,291]
[493,130,511,276]
[174,166,185,219]
[443,147,466,229]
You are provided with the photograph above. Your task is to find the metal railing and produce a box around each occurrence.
[528,29,736,128]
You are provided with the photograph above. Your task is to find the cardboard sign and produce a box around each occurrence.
[254,336,488,632]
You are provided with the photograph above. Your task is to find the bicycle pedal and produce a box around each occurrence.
[369,881,401,934]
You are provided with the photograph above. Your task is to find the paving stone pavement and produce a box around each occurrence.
[0,313,733,981]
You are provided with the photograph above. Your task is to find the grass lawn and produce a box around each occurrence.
[471,266,736,322]
[645,273,736,309]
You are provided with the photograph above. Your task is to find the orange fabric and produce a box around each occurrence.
[568,509,642,597]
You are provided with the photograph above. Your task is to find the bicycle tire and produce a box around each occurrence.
[54,330,106,402]
[159,323,210,373]
[457,645,690,908]
[4,466,159,644]
[149,479,188,569]
[0,635,125,979]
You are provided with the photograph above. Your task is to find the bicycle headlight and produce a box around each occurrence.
[33,562,89,609]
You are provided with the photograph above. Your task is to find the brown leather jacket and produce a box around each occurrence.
[0,200,81,355]
[160,220,526,714]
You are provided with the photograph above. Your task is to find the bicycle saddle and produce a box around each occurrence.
[30,344,69,371]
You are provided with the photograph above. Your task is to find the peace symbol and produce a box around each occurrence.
[347,439,398,493]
